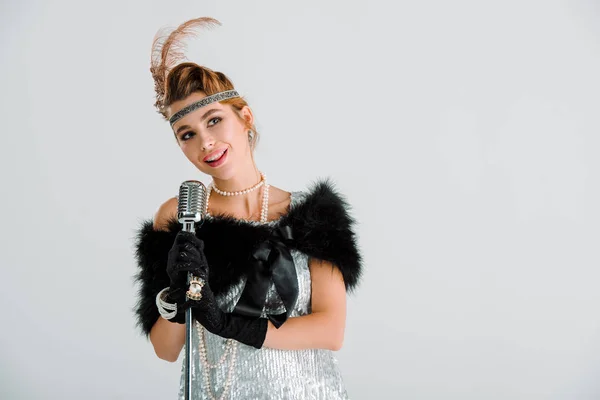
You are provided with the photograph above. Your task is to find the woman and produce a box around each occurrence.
[133,17,362,399]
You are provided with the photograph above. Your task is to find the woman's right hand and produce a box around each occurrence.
[165,231,209,305]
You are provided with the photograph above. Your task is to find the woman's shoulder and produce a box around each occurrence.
[276,178,363,292]
[266,185,295,220]
[152,196,178,231]
[271,178,353,214]
[288,178,349,207]
[272,179,355,225]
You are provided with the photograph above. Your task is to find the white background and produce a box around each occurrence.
[1,0,599,399]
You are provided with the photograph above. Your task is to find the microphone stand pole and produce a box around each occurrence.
[183,222,195,400]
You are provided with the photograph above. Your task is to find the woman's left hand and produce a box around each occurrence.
[184,279,268,349]
[174,233,268,349]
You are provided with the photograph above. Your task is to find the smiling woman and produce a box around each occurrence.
[132,16,363,400]
[168,90,255,176]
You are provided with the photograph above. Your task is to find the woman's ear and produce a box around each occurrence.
[240,105,254,127]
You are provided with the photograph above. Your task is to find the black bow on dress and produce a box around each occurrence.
[232,224,298,328]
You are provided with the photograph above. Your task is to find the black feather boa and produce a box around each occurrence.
[132,179,362,337]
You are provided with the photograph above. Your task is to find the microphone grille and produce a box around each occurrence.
[177,180,207,223]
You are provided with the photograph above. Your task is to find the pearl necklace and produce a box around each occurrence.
[211,172,266,196]
[195,322,237,400]
[196,172,270,399]
[205,172,270,224]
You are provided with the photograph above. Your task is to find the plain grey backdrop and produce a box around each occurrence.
[1,0,599,399]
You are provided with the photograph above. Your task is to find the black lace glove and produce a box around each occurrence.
[165,231,268,349]
[164,231,207,323]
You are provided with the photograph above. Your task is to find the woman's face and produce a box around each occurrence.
[168,91,254,180]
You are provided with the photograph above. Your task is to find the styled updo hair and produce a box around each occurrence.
[150,17,259,147]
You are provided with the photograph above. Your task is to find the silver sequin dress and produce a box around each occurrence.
[176,191,349,400]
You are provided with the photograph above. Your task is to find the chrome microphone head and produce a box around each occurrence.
[177,180,207,224]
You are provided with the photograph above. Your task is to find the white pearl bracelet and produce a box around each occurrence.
[155,287,177,320]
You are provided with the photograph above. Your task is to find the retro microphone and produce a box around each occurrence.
[177,180,208,400]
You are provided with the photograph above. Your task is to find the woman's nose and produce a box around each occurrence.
[198,131,215,151]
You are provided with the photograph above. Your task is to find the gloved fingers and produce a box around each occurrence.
[168,244,208,275]
[170,244,203,263]
[170,242,208,271]
[174,231,205,252]
[170,260,207,279]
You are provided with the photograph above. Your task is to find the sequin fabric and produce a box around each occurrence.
[176,191,349,399]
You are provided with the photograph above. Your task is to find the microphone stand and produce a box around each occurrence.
[177,180,207,400]
[182,221,196,400]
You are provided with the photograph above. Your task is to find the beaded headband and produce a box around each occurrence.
[169,90,240,127]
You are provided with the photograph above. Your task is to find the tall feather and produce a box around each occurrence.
[150,17,221,114]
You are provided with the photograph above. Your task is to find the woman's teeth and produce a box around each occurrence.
[207,150,226,162]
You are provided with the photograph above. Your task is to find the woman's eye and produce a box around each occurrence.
[208,117,222,127]
[179,117,220,141]
[181,131,194,141]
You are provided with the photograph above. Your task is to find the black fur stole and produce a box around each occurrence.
[132,179,362,337]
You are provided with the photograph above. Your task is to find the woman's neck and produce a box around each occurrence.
[209,170,266,220]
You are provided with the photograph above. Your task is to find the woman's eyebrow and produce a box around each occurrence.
[175,108,221,134]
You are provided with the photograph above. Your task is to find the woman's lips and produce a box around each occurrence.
[205,148,228,167]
